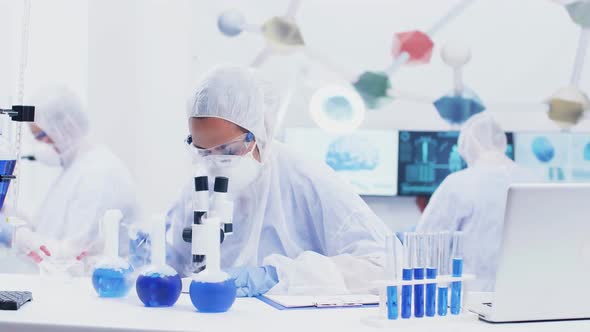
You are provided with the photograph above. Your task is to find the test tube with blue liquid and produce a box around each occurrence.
[437,232,451,316]
[401,233,413,319]
[425,233,438,317]
[450,231,464,315]
[385,234,399,320]
[412,233,425,318]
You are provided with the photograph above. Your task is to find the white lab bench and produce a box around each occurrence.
[0,274,588,332]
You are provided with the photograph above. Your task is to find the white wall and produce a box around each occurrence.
[3,0,590,231]
[88,0,192,220]
[0,0,16,108]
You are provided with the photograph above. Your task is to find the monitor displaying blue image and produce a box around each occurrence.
[397,131,514,196]
[284,128,398,196]
[569,134,590,181]
[514,132,590,182]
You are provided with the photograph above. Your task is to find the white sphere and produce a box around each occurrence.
[441,42,472,68]
[217,10,245,37]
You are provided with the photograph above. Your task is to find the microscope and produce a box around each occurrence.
[181,175,237,313]
[181,175,234,273]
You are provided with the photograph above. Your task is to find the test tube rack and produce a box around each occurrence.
[377,274,475,288]
[368,274,477,327]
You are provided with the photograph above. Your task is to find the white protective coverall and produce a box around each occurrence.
[29,86,138,266]
[168,66,400,295]
[416,112,534,291]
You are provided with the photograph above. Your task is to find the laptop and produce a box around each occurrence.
[468,183,590,323]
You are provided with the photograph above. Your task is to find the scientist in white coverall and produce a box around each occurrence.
[168,66,399,297]
[16,86,138,270]
[416,112,533,291]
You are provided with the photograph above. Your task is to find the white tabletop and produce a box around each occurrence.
[0,274,589,332]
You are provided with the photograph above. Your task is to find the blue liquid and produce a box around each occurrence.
[401,268,412,319]
[0,160,16,211]
[386,286,398,320]
[426,268,437,317]
[451,258,463,315]
[136,272,182,307]
[92,267,134,298]
[189,278,236,313]
[413,268,425,318]
[438,287,448,316]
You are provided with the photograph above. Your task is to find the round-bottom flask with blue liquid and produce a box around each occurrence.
[189,271,236,313]
[92,257,134,298]
[136,265,182,307]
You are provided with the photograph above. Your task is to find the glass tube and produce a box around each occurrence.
[401,232,413,319]
[451,231,464,315]
[385,234,399,320]
[387,285,399,320]
[437,231,452,316]
[426,233,438,317]
[385,234,399,280]
[413,233,425,318]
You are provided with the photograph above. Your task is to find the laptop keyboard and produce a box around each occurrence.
[0,291,33,310]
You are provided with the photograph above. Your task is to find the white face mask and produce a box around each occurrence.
[29,143,62,167]
[203,145,262,195]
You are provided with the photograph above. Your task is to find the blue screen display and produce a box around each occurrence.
[397,131,514,196]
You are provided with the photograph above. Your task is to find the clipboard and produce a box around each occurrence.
[257,294,379,310]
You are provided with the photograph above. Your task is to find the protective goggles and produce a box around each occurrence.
[186,132,255,157]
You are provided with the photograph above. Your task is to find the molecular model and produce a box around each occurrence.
[547,0,590,129]
[217,0,304,67]
[216,0,590,131]
[353,0,475,110]
[434,42,485,125]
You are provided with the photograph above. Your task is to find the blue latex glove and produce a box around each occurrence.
[226,265,279,297]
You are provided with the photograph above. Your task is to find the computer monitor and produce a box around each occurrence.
[283,128,398,196]
[397,131,514,196]
[514,132,590,182]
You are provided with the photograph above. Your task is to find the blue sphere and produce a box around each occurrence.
[433,88,485,125]
[92,265,134,298]
[189,278,236,313]
[531,136,555,163]
[217,10,245,37]
[136,270,182,307]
